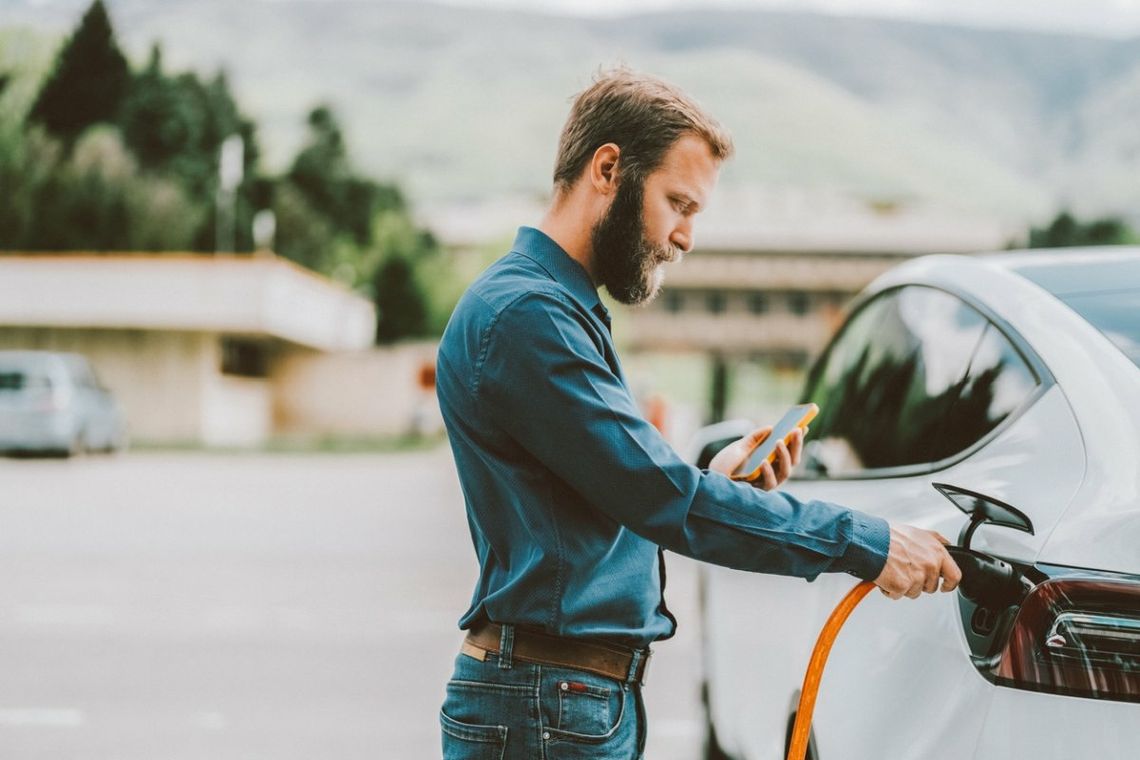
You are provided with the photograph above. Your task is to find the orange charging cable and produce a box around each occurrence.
[786,580,876,760]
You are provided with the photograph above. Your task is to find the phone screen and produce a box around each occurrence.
[732,403,819,480]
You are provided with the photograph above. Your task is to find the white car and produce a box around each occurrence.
[690,248,1140,760]
[0,350,129,457]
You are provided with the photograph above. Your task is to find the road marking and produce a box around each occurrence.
[0,708,85,727]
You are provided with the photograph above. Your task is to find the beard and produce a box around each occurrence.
[590,176,679,307]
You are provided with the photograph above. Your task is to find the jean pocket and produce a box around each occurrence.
[542,669,627,744]
[440,708,507,760]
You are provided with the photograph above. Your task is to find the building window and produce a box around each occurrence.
[748,292,769,315]
[663,290,684,314]
[706,290,725,314]
[221,337,269,378]
[788,291,810,316]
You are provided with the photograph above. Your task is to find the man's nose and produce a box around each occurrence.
[671,220,694,254]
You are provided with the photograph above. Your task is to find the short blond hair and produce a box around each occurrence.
[553,67,734,192]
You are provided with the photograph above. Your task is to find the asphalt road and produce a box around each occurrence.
[0,447,706,759]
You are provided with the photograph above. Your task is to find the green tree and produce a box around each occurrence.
[26,0,130,147]
[287,105,402,246]
[118,45,202,174]
[1028,210,1138,248]
[373,254,429,344]
[9,125,203,252]
[119,44,263,250]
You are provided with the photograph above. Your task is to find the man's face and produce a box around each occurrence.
[591,134,720,306]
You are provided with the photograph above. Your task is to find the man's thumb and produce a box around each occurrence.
[748,426,773,446]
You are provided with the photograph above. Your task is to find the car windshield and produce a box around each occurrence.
[1058,289,1140,369]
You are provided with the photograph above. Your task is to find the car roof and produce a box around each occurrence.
[0,350,87,368]
[978,246,1140,296]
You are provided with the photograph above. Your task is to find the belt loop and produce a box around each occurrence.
[498,623,515,670]
[625,648,642,684]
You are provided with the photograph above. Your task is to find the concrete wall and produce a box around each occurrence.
[271,342,440,438]
[0,327,212,442]
[202,373,273,448]
[0,327,275,446]
[0,327,437,444]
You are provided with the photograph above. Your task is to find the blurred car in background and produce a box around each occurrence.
[0,350,128,457]
[689,248,1140,760]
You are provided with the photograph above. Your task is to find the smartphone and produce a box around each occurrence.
[731,403,819,482]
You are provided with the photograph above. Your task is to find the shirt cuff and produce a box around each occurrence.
[837,511,891,581]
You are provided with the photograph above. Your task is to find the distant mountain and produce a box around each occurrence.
[4,0,1139,223]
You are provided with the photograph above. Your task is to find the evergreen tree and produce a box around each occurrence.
[287,105,402,246]
[26,0,130,146]
[373,254,429,344]
[1028,210,1137,248]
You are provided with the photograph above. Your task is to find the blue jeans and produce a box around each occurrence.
[439,625,647,759]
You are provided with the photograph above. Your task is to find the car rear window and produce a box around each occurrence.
[1058,289,1140,369]
[0,372,53,391]
[0,372,26,390]
[1006,253,1140,370]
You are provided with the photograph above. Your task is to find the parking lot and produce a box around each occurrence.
[0,448,705,758]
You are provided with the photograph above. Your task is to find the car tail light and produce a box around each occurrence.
[974,567,1140,703]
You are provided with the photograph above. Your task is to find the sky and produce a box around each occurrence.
[9,1,1140,38]
[437,0,1140,38]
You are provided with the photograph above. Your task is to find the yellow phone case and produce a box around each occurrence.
[732,403,819,482]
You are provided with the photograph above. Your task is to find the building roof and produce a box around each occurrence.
[419,188,1020,255]
[0,253,376,351]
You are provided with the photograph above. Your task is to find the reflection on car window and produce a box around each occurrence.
[940,324,1038,454]
[801,286,990,476]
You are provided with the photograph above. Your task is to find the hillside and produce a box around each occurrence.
[3,1,1139,222]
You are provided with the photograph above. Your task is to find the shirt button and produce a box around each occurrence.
[542,731,551,740]
[559,682,568,691]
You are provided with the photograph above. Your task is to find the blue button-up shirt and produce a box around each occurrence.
[437,226,890,648]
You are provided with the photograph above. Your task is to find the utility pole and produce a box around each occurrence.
[215,134,243,253]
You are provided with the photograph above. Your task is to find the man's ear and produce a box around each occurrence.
[589,143,621,195]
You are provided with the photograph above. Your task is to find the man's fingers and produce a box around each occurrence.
[747,426,773,447]
[940,551,962,593]
[774,440,791,481]
[758,460,777,490]
[789,428,804,466]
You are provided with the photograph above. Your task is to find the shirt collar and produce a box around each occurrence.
[511,226,610,323]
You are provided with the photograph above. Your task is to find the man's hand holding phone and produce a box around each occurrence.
[708,423,807,491]
[709,403,817,491]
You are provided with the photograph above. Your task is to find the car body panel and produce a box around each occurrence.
[704,384,1085,759]
[862,253,1140,574]
[696,249,1140,759]
[973,686,1139,758]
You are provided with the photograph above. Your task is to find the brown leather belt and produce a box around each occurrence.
[463,621,652,686]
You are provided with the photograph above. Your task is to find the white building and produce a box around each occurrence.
[0,253,386,447]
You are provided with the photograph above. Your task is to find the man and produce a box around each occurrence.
[436,68,961,759]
